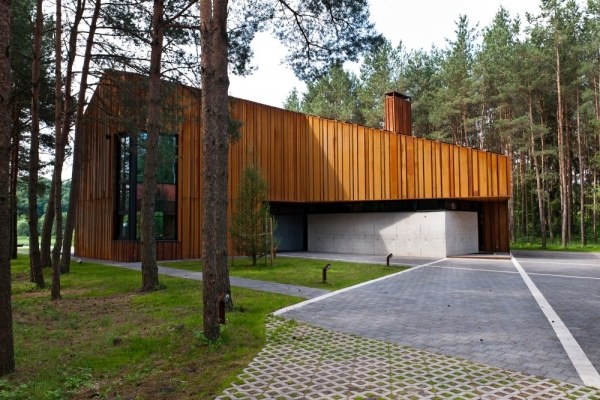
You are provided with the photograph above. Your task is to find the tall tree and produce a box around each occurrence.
[580,0,600,241]
[98,0,199,290]
[199,0,381,340]
[301,64,361,123]
[402,47,442,136]
[538,0,582,247]
[0,0,15,376]
[60,0,101,274]
[357,40,406,128]
[8,0,37,260]
[50,0,64,300]
[430,15,479,146]
[140,0,166,291]
[200,0,229,341]
[283,87,301,111]
[28,0,45,287]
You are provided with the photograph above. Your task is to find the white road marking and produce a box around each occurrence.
[519,259,600,267]
[427,265,600,281]
[426,265,519,275]
[273,258,447,316]
[511,255,600,388]
[528,272,600,281]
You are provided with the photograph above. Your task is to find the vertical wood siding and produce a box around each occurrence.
[75,74,512,260]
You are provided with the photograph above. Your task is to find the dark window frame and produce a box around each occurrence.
[114,131,178,241]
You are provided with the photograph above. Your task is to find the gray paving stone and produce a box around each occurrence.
[530,273,600,377]
[218,317,600,399]
[279,260,582,384]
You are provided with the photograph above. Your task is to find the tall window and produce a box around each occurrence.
[116,132,178,240]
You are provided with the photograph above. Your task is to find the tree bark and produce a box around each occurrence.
[595,75,600,242]
[140,0,164,292]
[200,0,231,341]
[507,139,515,243]
[555,45,568,247]
[40,185,54,267]
[9,109,19,260]
[576,89,586,245]
[529,92,546,248]
[519,151,527,238]
[28,0,45,287]
[50,0,64,300]
[594,170,597,242]
[566,106,572,244]
[0,0,15,375]
[50,0,85,292]
[61,0,101,273]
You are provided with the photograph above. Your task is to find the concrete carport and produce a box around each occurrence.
[275,251,600,387]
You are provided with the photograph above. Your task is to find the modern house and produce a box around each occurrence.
[75,71,511,262]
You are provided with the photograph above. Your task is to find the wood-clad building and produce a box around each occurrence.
[75,71,511,262]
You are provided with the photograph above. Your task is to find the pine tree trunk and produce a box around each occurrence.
[529,93,546,248]
[507,140,515,242]
[40,188,54,267]
[200,0,230,340]
[566,111,572,244]
[28,0,45,286]
[0,0,15,375]
[520,152,527,238]
[555,45,568,247]
[61,0,101,273]
[593,170,597,242]
[50,0,63,300]
[53,0,84,275]
[9,116,19,260]
[576,90,586,245]
[140,0,164,292]
[540,114,554,243]
[595,76,600,243]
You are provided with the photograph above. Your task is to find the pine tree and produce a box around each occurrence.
[231,165,277,266]
[199,0,381,340]
[301,64,361,123]
[0,0,15,376]
[357,40,406,128]
[430,15,479,146]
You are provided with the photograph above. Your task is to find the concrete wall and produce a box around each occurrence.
[307,211,478,257]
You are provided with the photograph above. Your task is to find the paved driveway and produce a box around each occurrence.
[277,251,600,387]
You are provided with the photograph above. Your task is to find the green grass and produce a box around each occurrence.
[16,236,28,247]
[511,240,600,252]
[161,256,405,291]
[4,255,301,400]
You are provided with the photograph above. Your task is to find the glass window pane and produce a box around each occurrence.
[134,133,178,240]
[116,135,130,240]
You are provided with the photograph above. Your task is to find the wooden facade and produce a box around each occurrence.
[75,72,511,261]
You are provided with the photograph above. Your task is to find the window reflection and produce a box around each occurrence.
[116,132,177,240]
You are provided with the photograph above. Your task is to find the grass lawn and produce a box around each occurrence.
[3,255,301,400]
[161,257,404,291]
[511,240,600,252]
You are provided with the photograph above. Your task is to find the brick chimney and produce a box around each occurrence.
[384,92,411,135]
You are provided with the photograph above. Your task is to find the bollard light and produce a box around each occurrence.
[322,263,331,283]
[387,253,393,266]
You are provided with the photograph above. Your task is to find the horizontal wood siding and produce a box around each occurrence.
[76,73,512,260]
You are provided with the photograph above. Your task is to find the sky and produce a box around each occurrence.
[228,0,545,108]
